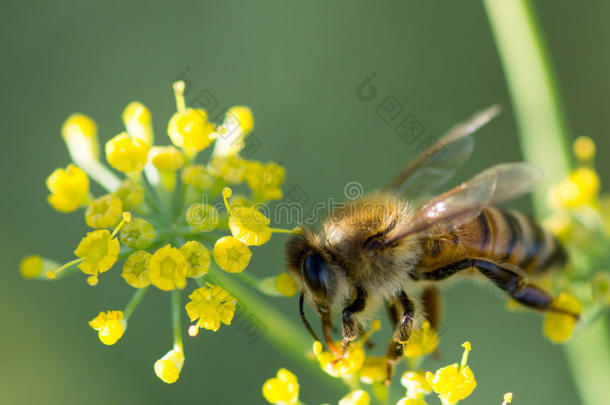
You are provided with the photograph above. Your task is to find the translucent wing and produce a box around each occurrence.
[385,162,543,244]
[383,105,501,199]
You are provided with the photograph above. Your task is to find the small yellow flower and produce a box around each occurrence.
[549,167,600,210]
[262,368,299,405]
[86,194,123,229]
[62,113,99,166]
[403,321,439,358]
[89,310,126,345]
[222,187,273,246]
[154,345,184,384]
[208,155,248,184]
[150,145,185,171]
[122,250,152,288]
[401,371,432,398]
[74,229,120,279]
[105,132,150,173]
[225,105,254,135]
[213,106,254,157]
[148,244,188,291]
[47,164,90,213]
[502,393,513,405]
[592,271,610,305]
[544,292,582,343]
[20,255,44,279]
[246,161,285,201]
[122,101,153,146]
[313,340,366,378]
[313,320,380,378]
[338,390,370,405]
[425,342,477,404]
[186,283,236,334]
[185,203,220,232]
[120,217,155,249]
[114,179,145,210]
[359,356,387,384]
[168,108,215,151]
[229,205,273,246]
[181,164,214,189]
[275,273,297,297]
[573,136,595,162]
[180,241,211,278]
[212,236,252,273]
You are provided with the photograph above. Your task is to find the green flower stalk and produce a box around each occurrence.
[484,1,610,404]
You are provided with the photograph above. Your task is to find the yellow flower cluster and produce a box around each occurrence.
[543,135,610,344]
[22,81,296,385]
[313,320,381,378]
[265,342,477,405]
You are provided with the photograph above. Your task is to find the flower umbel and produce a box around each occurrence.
[24,81,292,386]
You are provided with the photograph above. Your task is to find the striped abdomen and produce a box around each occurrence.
[417,207,567,276]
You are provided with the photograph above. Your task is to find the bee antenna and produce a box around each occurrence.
[299,293,322,343]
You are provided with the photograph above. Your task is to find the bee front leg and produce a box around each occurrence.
[341,286,367,348]
[385,291,415,384]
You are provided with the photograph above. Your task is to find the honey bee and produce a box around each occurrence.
[286,106,577,379]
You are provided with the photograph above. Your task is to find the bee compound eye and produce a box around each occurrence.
[302,252,329,293]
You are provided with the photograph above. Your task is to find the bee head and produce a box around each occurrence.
[286,230,349,316]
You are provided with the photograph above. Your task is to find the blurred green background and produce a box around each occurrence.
[2,1,609,404]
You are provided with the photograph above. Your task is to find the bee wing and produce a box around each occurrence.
[385,162,543,244]
[383,105,501,199]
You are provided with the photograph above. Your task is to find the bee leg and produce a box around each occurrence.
[341,286,367,349]
[422,287,442,359]
[471,259,579,318]
[422,287,442,331]
[385,291,415,384]
[321,314,341,355]
[392,291,415,343]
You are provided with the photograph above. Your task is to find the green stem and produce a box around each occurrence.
[123,286,149,321]
[484,2,610,404]
[172,289,183,349]
[564,316,610,405]
[483,0,571,217]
